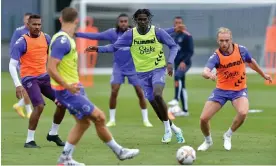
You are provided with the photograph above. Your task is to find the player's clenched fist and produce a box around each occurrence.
[209,74,217,81]
[15,86,27,99]
[85,46,98,52]
[65,84,81,94]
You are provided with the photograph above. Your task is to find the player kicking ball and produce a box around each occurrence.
[47,7,139,165]
[198,27,272,151]
[86,9,185,144]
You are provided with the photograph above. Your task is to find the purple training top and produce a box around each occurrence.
[11,32,51,83]
[76,27,175,75]
[50,34,71,61]
[9,25,29,56]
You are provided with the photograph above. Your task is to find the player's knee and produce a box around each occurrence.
[35,104,44,112]
[238,111,248,119]
[153,90,162,99]
[200,116,209,124]
[94,111,106,125]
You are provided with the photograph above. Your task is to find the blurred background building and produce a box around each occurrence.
[1,0,276,73]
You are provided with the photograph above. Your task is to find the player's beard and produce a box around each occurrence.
[119,27,128,32]
[30,30,40,38]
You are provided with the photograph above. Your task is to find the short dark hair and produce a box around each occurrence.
[28,14,41,21]
[174,16,183,20]
[116,13,129,32]
[24,13,32,16]
[61,7,78,23]
[132,9,153,22]
[118,13,128,19]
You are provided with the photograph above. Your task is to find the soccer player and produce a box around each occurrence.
[86,9,185,144]
[75,14,183,127]
[197,27,272,151]
[47,7,139,165]
[168,16,194,117]
[9,14,66,148]
[9,12,33,118]
[75,13,153,127]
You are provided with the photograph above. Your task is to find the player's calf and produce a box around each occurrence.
[134,85,152,127]
[47,105,66,146]
[90,108,140,160]
[59,119,91,165]
[107,84,120,126]
[25,104,44,148]
[28,104,44,130]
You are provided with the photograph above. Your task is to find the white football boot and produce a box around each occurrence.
[197,140,213,151]
[58,155,85,166]
[116,148,140,161]
[168,99,179,106]
[223,133,232,151]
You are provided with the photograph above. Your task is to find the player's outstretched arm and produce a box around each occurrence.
[75,29,113,41]
[113,29,132,49]
[85,30,132,54]
[247,58,272,83]
[86,44,121,53]
[239,45,272,83]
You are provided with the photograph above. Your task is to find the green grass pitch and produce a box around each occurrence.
[1,72,276,165]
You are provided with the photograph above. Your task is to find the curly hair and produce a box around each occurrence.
[132,9,153,23]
